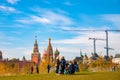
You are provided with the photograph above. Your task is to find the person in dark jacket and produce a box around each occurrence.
[68,61,75,74]
[60,56,66,74]
[73,59,79,72]
[47,64,51,73]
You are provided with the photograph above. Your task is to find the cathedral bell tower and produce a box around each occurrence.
[31,36,41,64]
[47,38,53,62]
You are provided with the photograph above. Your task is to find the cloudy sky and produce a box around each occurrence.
[0,0,120,60]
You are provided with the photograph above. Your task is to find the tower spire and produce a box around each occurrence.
[47,38,53,62]
[33,36,39,53]
[35,36,37,44]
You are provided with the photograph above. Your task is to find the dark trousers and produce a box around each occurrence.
[56,66,59,73]
[48,68,50,73]
[61,66,65,74]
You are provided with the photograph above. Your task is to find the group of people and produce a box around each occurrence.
[30,56,79,75]
[55,56,79,75]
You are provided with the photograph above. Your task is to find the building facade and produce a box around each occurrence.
[112,54,120,64]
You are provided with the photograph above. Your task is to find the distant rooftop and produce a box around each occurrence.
[115,54,120,58]
[75,57,83,61]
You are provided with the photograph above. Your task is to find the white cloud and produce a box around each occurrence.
[7,0,20,4]
[16,15,52,24]
[52,30,120,60]
[0,32,31,60]
[2,47,31,60]
[102,14,120,28]
[31,15,52,24]
[17,9,73,26]
[0,32,21,47]
[0,5,16,12]
[57,47,80,60]
[43,11,73,25]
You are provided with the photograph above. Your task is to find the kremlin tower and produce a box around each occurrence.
[31,36,41,64]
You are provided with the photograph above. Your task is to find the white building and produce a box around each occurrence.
[112,54,120,64]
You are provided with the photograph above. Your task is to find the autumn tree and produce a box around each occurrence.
[0,62,5,75]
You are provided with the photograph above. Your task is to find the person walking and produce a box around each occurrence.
[30,65,33,74]
[47,64,51,73]
[36,65,39,74]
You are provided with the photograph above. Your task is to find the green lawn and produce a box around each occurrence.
[0,72,120,80]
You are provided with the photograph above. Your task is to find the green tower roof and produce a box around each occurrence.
[54,48,59,55]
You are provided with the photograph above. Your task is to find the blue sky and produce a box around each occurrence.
[0,0,120,60]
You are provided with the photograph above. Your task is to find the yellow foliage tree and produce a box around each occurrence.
[3,62,19,75]
[39,61,49,73]
[39,59,55,73]
[0,62,5,75]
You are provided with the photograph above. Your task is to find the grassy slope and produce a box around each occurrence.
[0,72,120,80]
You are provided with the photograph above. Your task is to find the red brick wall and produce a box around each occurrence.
[31,54,40,64]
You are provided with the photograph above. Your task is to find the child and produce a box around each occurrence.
[64,63,69,74]
[68,61,75,74]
